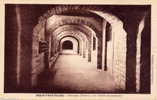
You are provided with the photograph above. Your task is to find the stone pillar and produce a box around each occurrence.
[97,37,102,69]
[16,5,21,86]
[91,33,94,62]
[77,40,80,54]
[15,5,38,89]
[136,16,145,92]
[54,37,57,53]
[124,14,142,92]
[48,35,52,68]
[140,12,151,93]
[88,38,92,62]
[44,22,49,70]
[5,5,19,92]
[83,41,86,58]
[50,36,54,57]
[79,40,83,56]
[102,20,107,70]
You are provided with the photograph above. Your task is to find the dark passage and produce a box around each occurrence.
[62,40,73,49]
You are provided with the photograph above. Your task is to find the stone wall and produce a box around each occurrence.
[106,38,114,73]
[140,12,151,93]
[5,5,18,92]
[112,25,127,91]
[17,6,38,88]
[136,16,145,92]
[5,5,47,91]
[32,24,45,86]
[106,24,113,73]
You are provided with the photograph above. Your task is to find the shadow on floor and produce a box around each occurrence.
[24,68,125,93]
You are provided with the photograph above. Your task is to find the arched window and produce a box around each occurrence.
[62,40,73,49]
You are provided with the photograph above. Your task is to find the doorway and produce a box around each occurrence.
[62,40,73,50]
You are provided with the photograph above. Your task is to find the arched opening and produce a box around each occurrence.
[62,40,73,50]
[34,6,127,91]
[60,36,79,55]
[5,5,150,93]
[31,5,127,92]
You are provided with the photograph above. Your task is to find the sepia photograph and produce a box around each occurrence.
[4,4,151,94]
[1,0,157,99]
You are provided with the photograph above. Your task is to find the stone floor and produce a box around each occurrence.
[40,50,119,93]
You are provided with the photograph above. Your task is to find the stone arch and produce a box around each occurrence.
[48,24,98,56]
[38,5,104,23]
[38,6,124,29]
[56,30,92,62]
[52,25,93,38]
[46,15,101,38]
[33,5,127,90]
[49,26,90,58]
[56,31,89,57]
[59,36,79,53]
[50,24,94,61]
[57,30,88,41]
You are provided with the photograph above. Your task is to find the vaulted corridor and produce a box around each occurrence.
[5,5,151,93]
[40,50,118,93]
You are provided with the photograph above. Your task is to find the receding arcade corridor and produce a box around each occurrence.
[45,50,117,93]
[5,5,151,93]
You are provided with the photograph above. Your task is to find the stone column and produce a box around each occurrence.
[44,22,49,70]
[50,36,54,57]
[97,37,102,69]
[48,36,52,68]
[102,20,107,70]
[124,14,142,92]
[79,40,83,56]
[88,38,92,62]
[140,12,151,93]
[136,16,145,92]
[83,41,86,58]
[91,33,94,62]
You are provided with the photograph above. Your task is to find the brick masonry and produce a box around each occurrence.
[110,25,127,90]
[32,23,46,86]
